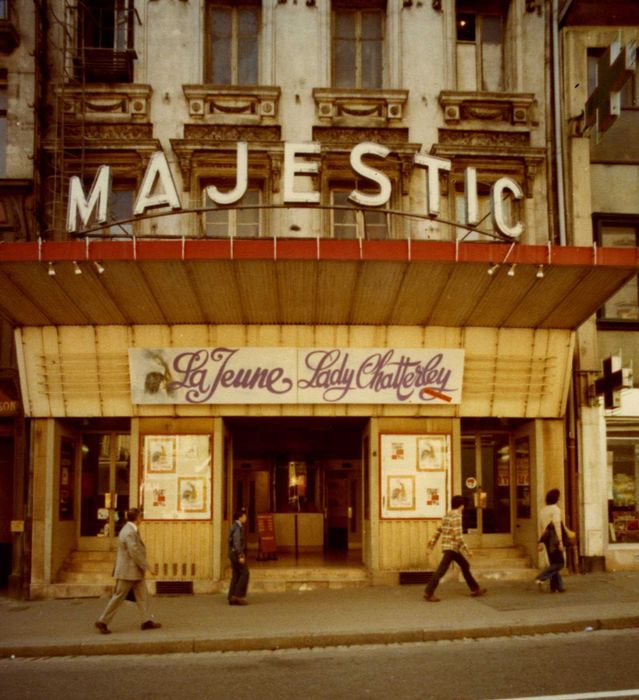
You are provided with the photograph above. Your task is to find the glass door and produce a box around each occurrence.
[80,433,130,550]
[461,431,513,547]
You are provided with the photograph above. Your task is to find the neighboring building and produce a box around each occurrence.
[0,0,35,596]
[0,1,636,599]
[558,0,639,570]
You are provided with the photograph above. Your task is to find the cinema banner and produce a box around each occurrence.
[129,347,465,405]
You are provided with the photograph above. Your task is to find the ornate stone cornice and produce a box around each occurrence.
[312,126,411,148]
[182,124,281,142]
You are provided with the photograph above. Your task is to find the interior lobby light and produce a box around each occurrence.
[487,263,499,276]
[536,265,545,279]
[47,262,56,277]
[73,261,82,275]
[94,261,105,274]
[507,264,516,277]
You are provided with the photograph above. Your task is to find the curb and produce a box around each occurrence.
[1,615,638,658]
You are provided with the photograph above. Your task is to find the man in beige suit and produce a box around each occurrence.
[95,508,162,634]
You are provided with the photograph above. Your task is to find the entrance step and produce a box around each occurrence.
[459,545,537,583]
[229,565,371,592]
[56,550,115,586]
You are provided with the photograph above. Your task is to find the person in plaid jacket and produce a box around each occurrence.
[423,495,487,602]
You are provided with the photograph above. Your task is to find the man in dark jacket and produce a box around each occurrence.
[228,508,250,605]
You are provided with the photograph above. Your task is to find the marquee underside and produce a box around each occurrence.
[0,239,636,330]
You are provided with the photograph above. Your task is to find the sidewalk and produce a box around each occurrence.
[1,571,639,658]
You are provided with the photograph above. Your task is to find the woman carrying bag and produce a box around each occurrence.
[535,488,570,593]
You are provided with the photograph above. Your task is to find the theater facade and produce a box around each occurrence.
[1,0,638,598]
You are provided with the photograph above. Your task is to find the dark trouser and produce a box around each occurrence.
[228,552,250,600]
[538,547,565,592]
[425,550,480,596]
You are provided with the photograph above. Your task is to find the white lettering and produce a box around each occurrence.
[133,151,182,216]
[66,165,111,233]
[492,177,524,239]
[413,153,451,218]
[465,167,479,227]
[65,142,527,239]
[283,142,321,204]
[348,142,392,207]
[205,141,248,205]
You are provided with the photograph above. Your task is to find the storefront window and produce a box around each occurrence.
[608,427,639,543]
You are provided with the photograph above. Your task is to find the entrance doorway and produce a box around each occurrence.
[226,417,367,562]
[461,421,517,547]
[80,432,131,550]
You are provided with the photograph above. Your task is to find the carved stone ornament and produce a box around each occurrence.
[54,85,152,123]
[439,91,538,128]
[312,88,409,128]
[182,85,281,126]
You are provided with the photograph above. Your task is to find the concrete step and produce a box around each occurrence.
[226,566,371,593]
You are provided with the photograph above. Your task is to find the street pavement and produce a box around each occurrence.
[1,571,639,658]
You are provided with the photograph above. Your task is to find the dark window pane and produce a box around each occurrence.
[457,13,475,42]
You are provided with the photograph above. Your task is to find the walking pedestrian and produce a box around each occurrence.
[94,508,162,634]
[423,495,487,602]
[228,508,250,606]
[535,488,567,593]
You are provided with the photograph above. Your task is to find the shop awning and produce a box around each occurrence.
[0,239,636,330]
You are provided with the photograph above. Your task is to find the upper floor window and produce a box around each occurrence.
[456,0,505,92]
[596,215,639,324]
[204,187,261,238]
[331,189,389,240]
[0,1,7,21]
[109,186,134,238]
[332,1,385,89]
[206,2,260,85]
[76,0,137,83]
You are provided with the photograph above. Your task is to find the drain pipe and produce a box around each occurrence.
[552,0,567,246]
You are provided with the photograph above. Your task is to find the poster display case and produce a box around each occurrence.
[142,434,212,520]
[380,433,451,519]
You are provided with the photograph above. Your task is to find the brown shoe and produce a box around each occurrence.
[234,597,248,606]
[94,621,111,635]
[423,594,440,602]
[470,588,487,597]
[141,620,162,630]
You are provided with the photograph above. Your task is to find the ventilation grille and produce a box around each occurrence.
[155,580,194,595]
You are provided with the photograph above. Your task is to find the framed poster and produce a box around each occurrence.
[145,436,176,473]
[417,435,449,471]
[142,434,212,520]
[380,433,451,519]
[387,476,415,510]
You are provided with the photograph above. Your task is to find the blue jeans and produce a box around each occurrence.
[425,550,480,596]
[538,548,565,591]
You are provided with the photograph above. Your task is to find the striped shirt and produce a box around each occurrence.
[428,507,469,556]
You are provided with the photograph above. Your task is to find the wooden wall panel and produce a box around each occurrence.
[142,521,213,580]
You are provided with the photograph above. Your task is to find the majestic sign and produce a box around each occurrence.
[585,39,637,139]
[67,142,525,239]
[129,347,465,405]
